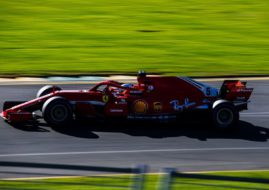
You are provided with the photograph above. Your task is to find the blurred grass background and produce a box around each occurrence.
[0,0,269,77]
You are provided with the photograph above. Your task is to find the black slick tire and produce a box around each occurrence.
[37,85,61,98]
[42,96,73,127]
[212,101,239,130]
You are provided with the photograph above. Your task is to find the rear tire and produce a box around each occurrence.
[42,97,73,127]
[212,102,239,130]
[37,85,61,98]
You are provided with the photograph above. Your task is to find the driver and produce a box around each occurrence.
[136,70,154,92]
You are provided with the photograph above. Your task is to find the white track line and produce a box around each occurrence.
[241,112,269,117]
[241,115,269,118]
[241,112,269,115]
[0,147,269,158]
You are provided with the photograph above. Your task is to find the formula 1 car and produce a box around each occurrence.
[1,72,253,129]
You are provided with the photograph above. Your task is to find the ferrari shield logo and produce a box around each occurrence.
[153,102,162,112]
[133,100,148,114]
[102,95,109,103]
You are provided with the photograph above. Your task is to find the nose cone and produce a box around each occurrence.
[1,111,7,119]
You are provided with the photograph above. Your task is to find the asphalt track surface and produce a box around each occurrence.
[0,80,268,178]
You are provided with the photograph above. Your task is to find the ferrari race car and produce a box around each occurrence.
[1,73,253,129]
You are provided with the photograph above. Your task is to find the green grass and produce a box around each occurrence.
[0,0,269,77]
[1,171,269,190]
[170,171,269,190]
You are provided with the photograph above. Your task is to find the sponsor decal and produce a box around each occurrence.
[130,90,143,94]
[147,85,154,91]
[118,99,127,105]
[70,101,105,106]
[236,89,253,92]
[195,104,209,109]
[110,109,124,113]
[102,95,109,103]
[153,102,162,112]
[170,98,196,111]
[133,99,148,114]
[206,87,211,96]
[202,98,210,103]
[127,115,176,120]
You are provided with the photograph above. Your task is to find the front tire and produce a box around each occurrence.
[42,97,73,127]
[212,102,239,130]
[37,85,61,98]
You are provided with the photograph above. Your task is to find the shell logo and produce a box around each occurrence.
[133,100,148,114]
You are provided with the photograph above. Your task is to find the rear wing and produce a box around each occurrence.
[219,80,253,101]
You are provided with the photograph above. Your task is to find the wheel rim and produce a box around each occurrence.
[216,108,234,126]
[50,104,68,122]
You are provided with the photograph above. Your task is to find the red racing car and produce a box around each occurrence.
[1,72,253,129]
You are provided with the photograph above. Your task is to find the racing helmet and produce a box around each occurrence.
[137,70,146,78]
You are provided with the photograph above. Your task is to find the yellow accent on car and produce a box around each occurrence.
[102,95,109,103]
[153,102,162,112]
[133,100,148,114]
